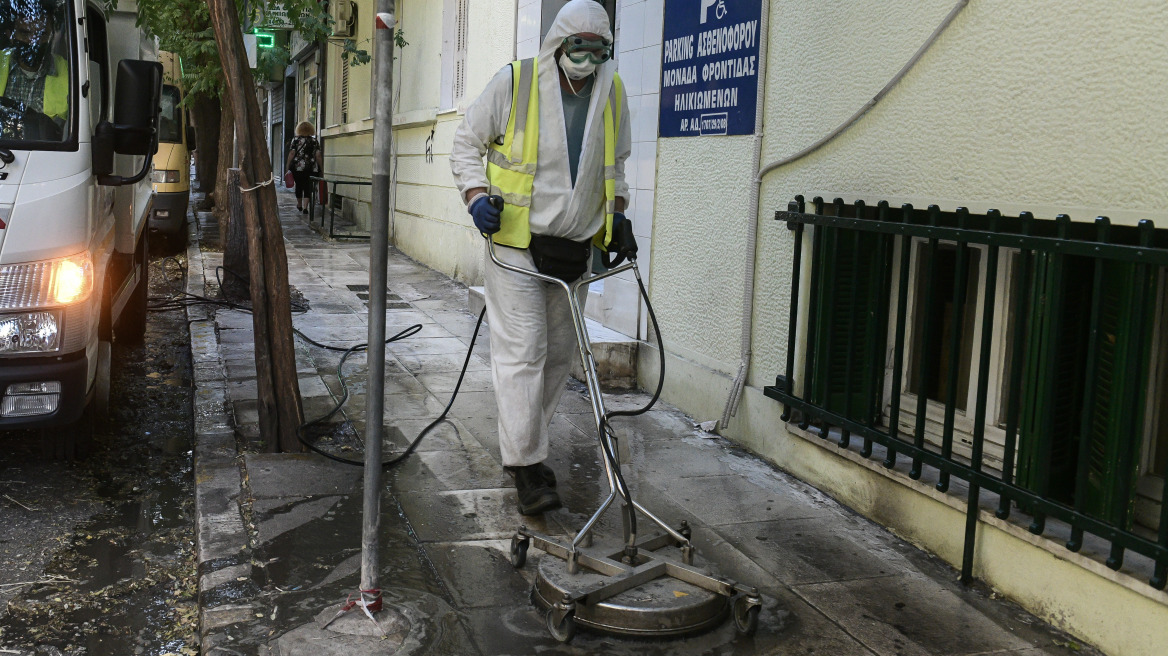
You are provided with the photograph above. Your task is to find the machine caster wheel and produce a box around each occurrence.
[676,520,693,547]
[510,535,529,568]
[732,594,761,636]
[546,605,577,643]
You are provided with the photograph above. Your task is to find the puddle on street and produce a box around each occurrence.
[223,488,454,652]
[0,256,197,656]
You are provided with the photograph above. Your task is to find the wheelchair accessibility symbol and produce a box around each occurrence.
[700,0,728,23]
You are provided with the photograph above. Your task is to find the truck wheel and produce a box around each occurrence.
[116,235,150,344]
[94,340,111,425]
[42,405,94,461]
[167,222,189,253]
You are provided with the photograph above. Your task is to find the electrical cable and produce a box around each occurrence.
[296,307,486,468]
[147,256,436,465]
[153,251,668,478]
[293,260,666,472]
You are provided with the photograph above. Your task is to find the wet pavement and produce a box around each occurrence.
[185,190,1100,656]
[0,252,198,655]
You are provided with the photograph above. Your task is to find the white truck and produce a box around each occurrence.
[0,0,162,457]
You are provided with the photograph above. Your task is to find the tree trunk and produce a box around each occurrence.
[221,161,252,300]
[208,0,304,452]
[215,96,249,297]
[228,169,278,448]
[213,96,234,222]
[189,91,220,201]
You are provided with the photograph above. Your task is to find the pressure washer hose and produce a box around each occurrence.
[298,262,665,472]
[152,254,666,473]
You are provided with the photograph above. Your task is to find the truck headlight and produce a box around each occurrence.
[0,253,94,309]
[151,169,180,184]
[0,311,61,353]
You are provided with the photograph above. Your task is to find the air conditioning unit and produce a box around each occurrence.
[330,0,356,38]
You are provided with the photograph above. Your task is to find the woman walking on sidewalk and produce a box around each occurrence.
[286,122,323,213]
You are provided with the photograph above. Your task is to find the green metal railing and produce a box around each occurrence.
[764,196,1168,590]
[308,176,372,240]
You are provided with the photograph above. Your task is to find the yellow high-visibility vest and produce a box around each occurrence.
[486,58,623,251]
[0,53,70,122]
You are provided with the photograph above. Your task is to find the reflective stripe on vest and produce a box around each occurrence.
[0,53,69,121]
[592,72,623,253]
[486,58,622,251]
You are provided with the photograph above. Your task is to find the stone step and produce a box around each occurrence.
[468,286,638,389]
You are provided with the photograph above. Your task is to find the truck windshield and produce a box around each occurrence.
[158,85,182,144]
[0,0,74,146]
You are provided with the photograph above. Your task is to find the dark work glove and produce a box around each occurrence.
[469,195,502,234]
[612,212,638,259]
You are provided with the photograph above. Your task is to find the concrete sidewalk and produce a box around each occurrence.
[189,191,1096,656]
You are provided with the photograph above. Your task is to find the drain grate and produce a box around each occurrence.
[349,285,405,306]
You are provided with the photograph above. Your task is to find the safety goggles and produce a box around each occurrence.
[561,35,612,64]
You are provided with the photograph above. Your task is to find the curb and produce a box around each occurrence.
[186,216,258,654]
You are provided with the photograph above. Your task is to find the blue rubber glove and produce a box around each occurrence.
[612,211,629,231]
[469,195,502,235]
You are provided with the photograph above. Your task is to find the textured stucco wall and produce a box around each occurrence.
[652,135,757,374]
[650,0,1168,395]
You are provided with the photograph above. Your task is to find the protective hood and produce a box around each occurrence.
[538,0,612,60]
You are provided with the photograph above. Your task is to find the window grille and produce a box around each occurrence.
[340,58,350,123]
[766,196,1168,591]
[453,0,468,103]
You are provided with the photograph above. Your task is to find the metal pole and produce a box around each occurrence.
[361,0,395,596]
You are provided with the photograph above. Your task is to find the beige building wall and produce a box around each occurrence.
[645,1,1168,654]
[320,0,515,283]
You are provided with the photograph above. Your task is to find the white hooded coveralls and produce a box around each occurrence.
[450,0,632,467]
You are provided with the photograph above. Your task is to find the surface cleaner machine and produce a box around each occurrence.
[485,233,762,643]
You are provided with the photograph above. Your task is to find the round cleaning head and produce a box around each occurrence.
[531,544,729,637]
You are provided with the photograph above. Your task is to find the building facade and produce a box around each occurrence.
[323,2,1168,653]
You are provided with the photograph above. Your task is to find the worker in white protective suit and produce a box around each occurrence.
[450,0,635,515]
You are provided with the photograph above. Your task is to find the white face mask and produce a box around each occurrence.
[558,52,597,80]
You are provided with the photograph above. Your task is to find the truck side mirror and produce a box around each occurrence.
[186,124,196,150]
[92,120,114,177]
[96,59,163,186]
[112,59,163,156]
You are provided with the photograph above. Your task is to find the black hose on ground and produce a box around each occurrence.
[298,264,665,472]
[152,254,668,476]
[295,308,485,469]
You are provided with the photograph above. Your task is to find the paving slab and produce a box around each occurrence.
[793,574,1037,656]
[244,454,361,499]
[396,486,562,543]
[397,350,492,374]
[189,189,1101,656]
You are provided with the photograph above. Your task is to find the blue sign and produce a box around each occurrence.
[658,0,763,137]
